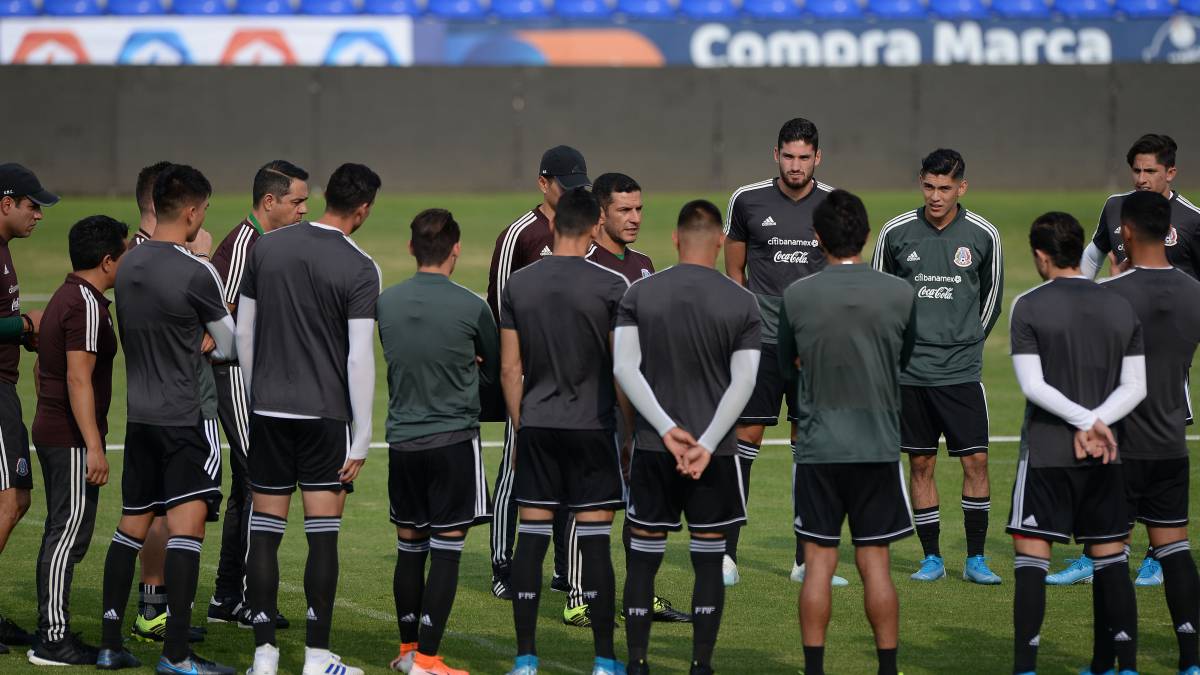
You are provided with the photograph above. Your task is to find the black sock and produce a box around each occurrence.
[140,583,167,620]
[101,530,144,650]
[803,645,825,675]
[622,520,633,558]
[395,536,430,644]
[728,446,756,563]
[577,522,616,660]
[246,512,286,647]
[624,535,665,664]
[877,647,898,675]
[1013,554,1049,673]
[1156,540,1200,670]
[690,536,726,667]
[796,535,805,567]
[303,517,340,650]
[961,496,989,558]
[512,519,552,656]
[1093,552,1137,673]
[163,536,202,663]
[913,507,941,558]
[419,534,464,657]
[1090,569,1114,674]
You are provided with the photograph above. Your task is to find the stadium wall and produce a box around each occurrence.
[4,64,1198,194]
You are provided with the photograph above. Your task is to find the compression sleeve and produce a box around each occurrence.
[205,314,237,362]
[235,296,256,398]
[346,317,375,460]
[1012,353,1096,430]
[696,348,761,454]
[612,325,676,437]
[1081,242,1106,279]
[1093,355,1148,425]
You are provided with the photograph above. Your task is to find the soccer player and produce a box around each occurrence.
[872,149,1004,584]
[1052,133,1200,587]
[487,145,590,601]
[239,164,380,675]
[132,162,172,245]
[379,209,497,675]
[206,160,308,628]
[1007,212,1145,675]
[723,117,839,586]
[1091,190,1200,675]
[99,164,235,674]
[614,199,760,675]
[27,216,126,665]
[501,187,628,675]
[0,163,57,654]
[780,190,917,675]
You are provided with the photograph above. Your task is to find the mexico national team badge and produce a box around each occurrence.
[640,269,651,279]
[953,246,972,268]
[1166,225,1179,247]
[16,458,28,477]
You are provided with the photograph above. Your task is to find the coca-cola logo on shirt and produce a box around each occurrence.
[774,251,810,264]
[917,285,954,300]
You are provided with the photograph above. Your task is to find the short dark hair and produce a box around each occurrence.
[592,173,641,210]
[921,148,966,180]
[135,161,173,215]
[1126,133,1177,169]
[152,164,212,222]
[1029,212,1085,269]
[324,163,381,215]
[1120,190,1171,242]
[812,189,870,259]
[410,208,460,267]
[252,160,309,207]
[777,118,819,150]
[676,199,723,233]
[553,187,601,238]
[69,215,128,271]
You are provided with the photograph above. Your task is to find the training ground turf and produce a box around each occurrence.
[0,190,1197,674]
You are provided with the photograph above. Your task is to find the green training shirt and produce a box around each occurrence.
[378,272,500,447]
[871,205,1004,387]
[777,263,916,464]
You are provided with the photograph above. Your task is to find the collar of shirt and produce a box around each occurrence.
[65,272,111,306]
[917,204,967,233]
[246,213,264,234]
[413,271,450,283]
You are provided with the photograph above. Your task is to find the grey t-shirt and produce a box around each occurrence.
[241,222,381,421]
[115,241,230,426]
[616,264,761,456]
[725,177,832,342]
[1010,277,1144,468]
[1099,267,1200,459]
[500,256,628,430]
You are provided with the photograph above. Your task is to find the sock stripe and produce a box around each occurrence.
[690,538,726,553]
[1014,555,1050,571]
[112,530,144,551]
[577,523,612,538]
[431,536,466,552]
[961,499,991,510]
[1153,540,1191,560]
[250,514,287,533]
[630,537,667,554]
[1092,552,1128,570]
[304,517,342,534]
[736,442,760,460]
[397,538,430,553]
[913,512,941,524]
[166,536,203,553]
[518,521,553,537]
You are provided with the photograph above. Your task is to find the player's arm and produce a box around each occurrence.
[500,328,523,431]
[870,226,894,274]
[235,295,256,395]
[1012,354,1097,429]
[474,303,502,388]
[612,325,693,473]
[979,235,1004,338]
[188,262,236,361]
[612,332,636,448]
[205,315,236,362]
[345,318,375,468]
[66,350,107,486]
[1092,321,1147,427]
[1082,203,1115,279]
[723,194,749,286]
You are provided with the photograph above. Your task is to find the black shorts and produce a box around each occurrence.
[1124,457,1189,528]
[388,435,492,533]
[1005,460,1129,544]
[737,342,796,427]
[513,427,624,512]
[0,381,31,491]
[626,450,746,533]
[248,414,354,495]
[122,419,222,519]
[900,382,990,456]
[793,461,914,547]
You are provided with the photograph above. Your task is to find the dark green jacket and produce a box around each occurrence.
[378,272,500,445]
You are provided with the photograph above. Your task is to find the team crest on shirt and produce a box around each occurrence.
[1166,225,1179,247]
[16,458,28,477]
[640,268,651,279]
[952,246,972,268]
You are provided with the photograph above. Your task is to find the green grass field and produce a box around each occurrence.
[1,189,1198,674]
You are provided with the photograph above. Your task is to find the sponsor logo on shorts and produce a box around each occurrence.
[953,246,973,268]
[15,458,28,477]
[1022,514,1039,527]
[1114,631,1132,642]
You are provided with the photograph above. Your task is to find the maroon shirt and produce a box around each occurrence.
[0,242,21,384]
[486,206,552,323]
[211,216,262,318]
[128,228,151,249]
[32,274,118,448]
[585,243,655,284]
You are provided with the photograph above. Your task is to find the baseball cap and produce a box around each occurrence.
[0,163,59,207]
[539,145,590,190]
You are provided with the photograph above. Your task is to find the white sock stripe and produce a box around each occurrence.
[518,523,553,536]
[630,537,667,553]
[690,539,726,553]
[1014,555,1050,570]
[304,517,342,533]
[431,537,466,552]
[1154,540,1191,560]
[166,537,203,553]
[576,524,612,537]
[960,500,991,510]
[112,531,143,551]
[1123,544,1132,556]
[913,513,941,523]
[1092,553,1128,569]
[250,515,287,533]
[397,539,431,553]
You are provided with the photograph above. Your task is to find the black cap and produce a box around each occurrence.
[0,163,58,207]
[539,145,590,190]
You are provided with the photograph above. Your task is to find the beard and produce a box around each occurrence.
[779,169,811,191]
